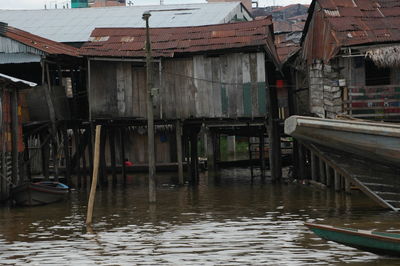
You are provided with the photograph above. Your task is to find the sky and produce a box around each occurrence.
[0,0,311,10]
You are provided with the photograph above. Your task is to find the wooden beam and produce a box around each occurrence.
[119,127,126,184]
[62,124,71,186]
[109,127,117,185]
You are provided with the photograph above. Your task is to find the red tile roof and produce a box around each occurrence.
[80,17,279,64]
[1,24,79,57]
[302,0,400,63]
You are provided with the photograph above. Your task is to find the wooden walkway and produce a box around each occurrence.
[304,143,400,211]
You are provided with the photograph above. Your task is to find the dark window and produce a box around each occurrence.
[365,59,391,86]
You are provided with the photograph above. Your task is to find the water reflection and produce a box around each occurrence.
[0,169,399,265]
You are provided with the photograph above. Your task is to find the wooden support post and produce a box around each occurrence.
[189,130,199,184]
[334,170,340,191]
[206,129,215,172]
[109,127,117,185]
[87,125,94,179]
[73,127,81,188]
[99,126,107,186]
[310,151,317,181]
[11,88,19,185]
[45,62,59,181]
[319,158,326,185]
[176,120,184,185]
[40,131,50,180]
[344,176,351,194]
[325,165,332,187]
[62,124,71,186]
[24,137,31,181]
[259,130,266,179]
[298,143,305,180]
[86,125,101,226]
[119,127,127,184]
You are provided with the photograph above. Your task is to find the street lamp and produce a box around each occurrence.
[142,11,156,203]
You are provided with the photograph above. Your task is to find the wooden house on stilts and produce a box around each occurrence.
[80,17,282,183]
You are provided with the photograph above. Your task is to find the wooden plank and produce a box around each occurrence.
[227,54,237,117]
[116,62,126,116]
[193,55,206,117]
[257,52,267,115]
[235,54,243,117]
[249,53,258,117]
[211,57,222,117]
[204,57,214,118]
[242,53,251,117]
[131,66,140,116]
[220,55,229,117]
[124,62,133,117]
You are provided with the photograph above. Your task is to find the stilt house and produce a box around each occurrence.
[300,0,400,120]
[80,17,280,175]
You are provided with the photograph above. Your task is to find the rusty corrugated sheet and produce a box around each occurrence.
[302,0,400,63]
[80,17,279,65]
[2,26,79,57]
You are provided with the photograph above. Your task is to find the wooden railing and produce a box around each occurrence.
[344,85,400,119]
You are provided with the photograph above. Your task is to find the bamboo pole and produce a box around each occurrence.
[86,125,101,226]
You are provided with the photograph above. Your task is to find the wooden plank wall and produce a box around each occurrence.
[89,52,267,120]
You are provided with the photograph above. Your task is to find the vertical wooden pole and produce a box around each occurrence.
[298,143,305,180]
[74,127,81,188]
[345,176,351,194]
[190,130,198,184]
[325,165,332,187]
[206,129,215,172]
[62,124,71,186]
[334,170,340,191]
[45,62,59,181]
[87,125,94,179]
[40,131,50,180]
[11,89,19,185]
[86,125,101,226]
[319,158,326,185]
[176,120,184,185]
[109,127,117,185]
[259,130,266,180]
[99,126,107,186]
[119,127,126,184]
[24,137,31,181]
[248,136,254,180]
[311,151,317,181]
[82,144,88,187]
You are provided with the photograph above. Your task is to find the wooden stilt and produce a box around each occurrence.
[24,136,31,182]
[82,144,88,187]
[319,158,326,185]
[298,144,305,180]
[334,170,340,191]
[119,127,126,184]
[311,151,317,181]
[10,88,19,185]
[99,126,107,186]
[62,125,71,186]
[40,131,50,180]
[325,164,332,187]
[176,120,184,185]
[109,127,117,185]
[189,131,198,184]
[259,130,266,180]
[87,125,94,179]
[74,127,81,188]
[344,176,351,194]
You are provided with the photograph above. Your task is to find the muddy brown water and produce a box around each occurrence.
[1,168,400,265]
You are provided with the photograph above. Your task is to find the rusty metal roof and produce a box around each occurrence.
[302,0,400,63]
[80,17,279,64]
[1,25,79,57]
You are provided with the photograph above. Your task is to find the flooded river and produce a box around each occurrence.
[1,168,400,265]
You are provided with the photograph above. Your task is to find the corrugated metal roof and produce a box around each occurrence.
[1,25,79,57]
[0,3,251,43]
[80,17,277,62]
[302,0,400,63]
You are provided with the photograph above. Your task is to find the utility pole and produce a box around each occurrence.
[143,11,156,203]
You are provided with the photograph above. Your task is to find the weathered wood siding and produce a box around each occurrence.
[89,52,267,120]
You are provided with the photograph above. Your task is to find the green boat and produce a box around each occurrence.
[305,223,400,257]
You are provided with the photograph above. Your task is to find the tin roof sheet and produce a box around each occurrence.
[80,17,278,63]
[0,3,251,43]
[2,25,79,57]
